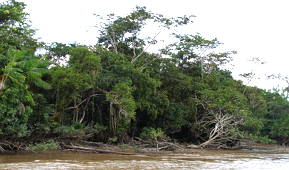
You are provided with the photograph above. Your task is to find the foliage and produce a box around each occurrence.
[140,127,165,142]
[245,133,276,144]
[270,115,289,137]
[1,1,289,148]
[53,125,86,138]
[26,140,59,151]
[0,50,50,138]
[0,0,38,53]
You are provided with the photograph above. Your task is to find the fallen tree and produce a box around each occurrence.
[198,110,243,148]
[0,141,26,152]
[62,144,135,155]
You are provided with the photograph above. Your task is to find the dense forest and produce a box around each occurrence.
[1,0,289,149]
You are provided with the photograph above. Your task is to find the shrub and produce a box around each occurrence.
[53,125,85,138]
[27,140,59,151]
[140,127,165,142]
[246,134,276,144]
[85,123,107,136]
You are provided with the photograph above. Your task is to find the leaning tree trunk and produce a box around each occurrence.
[199,112,242,148]
[0,74,7,95]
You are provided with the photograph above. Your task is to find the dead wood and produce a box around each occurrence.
[79,140,106,147]
[62,144,135,155]
[198,110,242,148]
[158,142,185,151]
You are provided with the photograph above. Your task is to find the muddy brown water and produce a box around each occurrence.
[0,149,289,169]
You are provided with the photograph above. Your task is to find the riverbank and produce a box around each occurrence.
[1,138,288,155]
[0,138,184,154]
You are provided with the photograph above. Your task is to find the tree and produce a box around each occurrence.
[0,0,38,54]
[2,1,288,148]
[0,50,50,138]
[97,6,194,61]
[0,0,49,138]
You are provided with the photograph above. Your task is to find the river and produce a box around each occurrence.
[0,149,289,169]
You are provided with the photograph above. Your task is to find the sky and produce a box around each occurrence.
[10,0,289,90]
